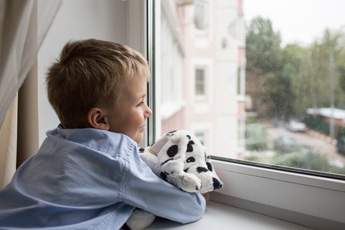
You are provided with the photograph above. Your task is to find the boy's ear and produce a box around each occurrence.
[87,107,110,130]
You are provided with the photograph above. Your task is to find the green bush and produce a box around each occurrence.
[271,151,345,175]
[304,116,345,141]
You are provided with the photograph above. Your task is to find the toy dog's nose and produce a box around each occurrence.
[213,177,223,190]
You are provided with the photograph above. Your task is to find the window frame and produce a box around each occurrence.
[144,1,345,229]
[210,159,345,229]
[191,59,213,103]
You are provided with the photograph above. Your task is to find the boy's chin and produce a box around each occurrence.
[133,133,144,144]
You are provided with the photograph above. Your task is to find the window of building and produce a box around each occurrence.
[195,67,206,96]
[154,0,345,180]
[194,1,208,31]
[148,0,345,227]
[195,132,206,145]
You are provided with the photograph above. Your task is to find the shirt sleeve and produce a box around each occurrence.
[121,144,206,224]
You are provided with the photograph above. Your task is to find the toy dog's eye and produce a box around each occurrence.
[186,157,195,163]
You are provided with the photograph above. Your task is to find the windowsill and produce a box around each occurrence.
[147,201,311,230]
[211,159,345,229]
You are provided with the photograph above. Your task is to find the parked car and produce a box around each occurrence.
[286,119,307,132]
[336,137,345,155]
[274,136,298,153]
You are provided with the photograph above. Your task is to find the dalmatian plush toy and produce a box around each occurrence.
[123,130,223,230]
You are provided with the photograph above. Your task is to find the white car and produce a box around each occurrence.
[286,120,307,132]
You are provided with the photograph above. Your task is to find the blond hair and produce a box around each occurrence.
[46,39,150,128]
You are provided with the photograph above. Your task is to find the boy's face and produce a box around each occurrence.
[106,75,152,144]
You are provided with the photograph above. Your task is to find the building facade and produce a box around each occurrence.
[160,0,246,158]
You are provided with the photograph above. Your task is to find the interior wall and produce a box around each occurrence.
[37,0,128,145]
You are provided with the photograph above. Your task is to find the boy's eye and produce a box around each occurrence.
[137,102,144,107]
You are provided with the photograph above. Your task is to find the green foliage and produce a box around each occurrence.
[246,16,293,119]
[245,148,345,175]
[271,151,345,175]
[246,17,345,119]
[304,116,345,140]
[245,123,268,151]
[304,116,330,136]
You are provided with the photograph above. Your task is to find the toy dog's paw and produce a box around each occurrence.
[123,209,156,230]
[171,173,202,193]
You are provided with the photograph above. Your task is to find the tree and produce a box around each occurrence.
[292,29,345,113]
[246,16,294,119]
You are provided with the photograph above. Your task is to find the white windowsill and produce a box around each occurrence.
[211,159,345,230]
[147,201,311,230]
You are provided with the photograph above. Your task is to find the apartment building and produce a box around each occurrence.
[160,0,246,158]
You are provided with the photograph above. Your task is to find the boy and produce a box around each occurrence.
[0,39,205,229]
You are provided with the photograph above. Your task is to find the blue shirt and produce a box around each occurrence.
[0,126,205,229]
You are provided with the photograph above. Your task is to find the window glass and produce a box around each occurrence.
[157,0,345,177]
[195,68,206,96]
[194,1,208,31]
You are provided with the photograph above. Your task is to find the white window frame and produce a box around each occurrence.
[210,159,345,229]
[191,59,213,103]
[145,1,345,229]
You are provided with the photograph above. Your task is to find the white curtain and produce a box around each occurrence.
[0,95,17,188]
[0,0,61,127]
[0,0,61,188]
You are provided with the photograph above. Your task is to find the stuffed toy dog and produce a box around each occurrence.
[123,130,223,230]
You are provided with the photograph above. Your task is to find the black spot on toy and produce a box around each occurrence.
[167,145,178,157]
[213,177,222,190]
[197,167,208,173]
[186,157,195,163]
[187,140,194,152]
[206,162,213,171]
[160,158,173,166]
[160,172,168,182]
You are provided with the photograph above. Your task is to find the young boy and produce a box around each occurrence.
[0,39,205,229]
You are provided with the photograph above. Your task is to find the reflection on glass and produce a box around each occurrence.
[158,0,345,176]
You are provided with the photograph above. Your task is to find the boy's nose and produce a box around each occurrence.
[145,104,152,118]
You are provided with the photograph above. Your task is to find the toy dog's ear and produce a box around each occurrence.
[158,133,189,170]
[204,147,214,171]
[157,132,203,192]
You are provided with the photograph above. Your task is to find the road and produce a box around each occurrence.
[267,127,345,164]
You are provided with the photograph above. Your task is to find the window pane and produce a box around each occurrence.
[195,68,205,96]
[157,0,345,177]
[194,2,207,31]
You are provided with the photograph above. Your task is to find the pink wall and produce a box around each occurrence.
[161,108,185,135]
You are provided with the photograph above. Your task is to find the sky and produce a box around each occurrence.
[243,0,345,47]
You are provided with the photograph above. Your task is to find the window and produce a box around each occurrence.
[195,131,205,145]
[155,0,345,178]
[148,0,345,228]
[194,1,208,31]
[195,67,206,96]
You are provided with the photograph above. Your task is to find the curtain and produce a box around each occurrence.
[0,95,17,189]
[0,0,61,127]
[0,0,61,188]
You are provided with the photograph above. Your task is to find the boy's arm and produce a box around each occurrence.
[122,151,206,224]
